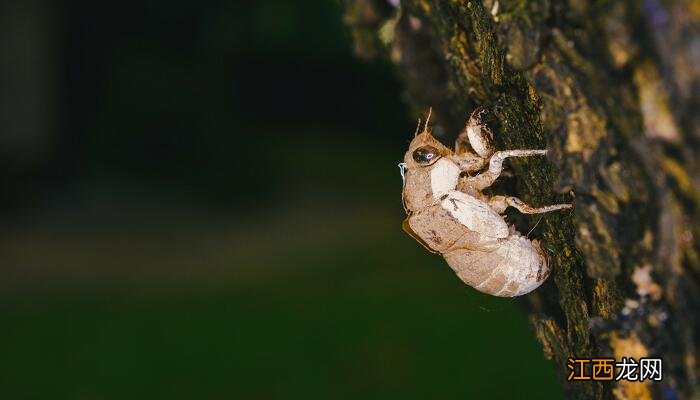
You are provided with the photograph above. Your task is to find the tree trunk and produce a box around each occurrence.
[341,1,699,398]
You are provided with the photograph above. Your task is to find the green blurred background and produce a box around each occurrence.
[0,1,562,398]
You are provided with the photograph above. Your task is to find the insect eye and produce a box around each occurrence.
[412,146,441,165]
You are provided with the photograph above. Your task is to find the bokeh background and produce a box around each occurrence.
[0,1,562,398]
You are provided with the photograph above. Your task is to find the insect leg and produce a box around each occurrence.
[488,195,572,215]
[467,149,547,190]
[455,107,495,158]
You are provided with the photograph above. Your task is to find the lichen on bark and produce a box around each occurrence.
[341,0,700,398]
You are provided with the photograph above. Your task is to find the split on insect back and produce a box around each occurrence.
[399,107,573,297]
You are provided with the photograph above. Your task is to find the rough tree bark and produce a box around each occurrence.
[341,1,699,398]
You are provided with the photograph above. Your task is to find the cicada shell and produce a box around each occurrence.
[400,109,571,297]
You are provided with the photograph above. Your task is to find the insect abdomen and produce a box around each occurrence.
[443,234,550,297]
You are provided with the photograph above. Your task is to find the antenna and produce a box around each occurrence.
[423,107,433,132]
